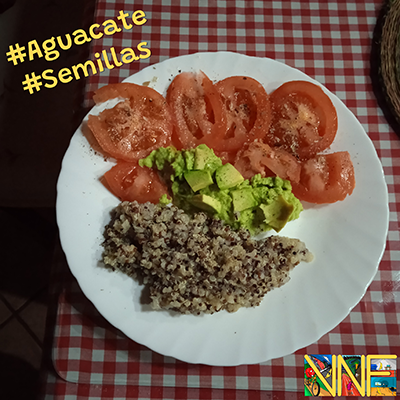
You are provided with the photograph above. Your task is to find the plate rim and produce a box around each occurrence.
[56,51,389,366]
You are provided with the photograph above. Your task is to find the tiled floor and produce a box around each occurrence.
[0,0,96,396]
[0,208,57,398]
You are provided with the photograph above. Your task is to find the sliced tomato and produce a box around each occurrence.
[291,151,355,204]
[166,71,226,149]
[103,161,169,204]
[213,76,272,153]
[214,150,236,166]
[265,80,338,160]
[88,83,173,162]
[234,141,301,183]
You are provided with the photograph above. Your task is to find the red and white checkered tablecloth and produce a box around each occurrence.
[41,0,400,399]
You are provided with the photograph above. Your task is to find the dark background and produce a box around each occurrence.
[0,0,96,207]
[0,0,96,398]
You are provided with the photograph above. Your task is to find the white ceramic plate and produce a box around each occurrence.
[56,52,389,366]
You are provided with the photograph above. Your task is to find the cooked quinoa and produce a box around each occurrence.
[102,201,313,314]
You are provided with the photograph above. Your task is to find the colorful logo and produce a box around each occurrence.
[304,354,397,396]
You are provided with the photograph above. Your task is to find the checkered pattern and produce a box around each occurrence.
[42,0,400,398]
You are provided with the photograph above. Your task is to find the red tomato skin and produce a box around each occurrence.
[88,83,173,162]
[166,71,226,150]
[234,141,301,183]
[103,161,168,204]
[291,151,355,204]
[93,82,160,105]
[265,80,338,160]
[213,76,272,153]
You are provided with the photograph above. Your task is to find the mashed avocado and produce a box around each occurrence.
[139,144,302,234]
[140,144,222,180]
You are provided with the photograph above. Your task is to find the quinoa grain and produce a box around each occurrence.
[102,201,313,314]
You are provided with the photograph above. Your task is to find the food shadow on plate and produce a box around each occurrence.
[81,119,114,162]
[137,284,184,317]
[136,278,192,318]
[301,201,327,211]
[96,257,187,318]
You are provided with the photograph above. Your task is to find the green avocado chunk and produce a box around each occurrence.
[193,144,222,171]
[184,170,214,192]
[258,195,294,232]
[194,145,209,170]
[215,163,244,190]
[139,144,303,235]
[231,188,258,212]
[140,144,222,181]
[190,194,222,214]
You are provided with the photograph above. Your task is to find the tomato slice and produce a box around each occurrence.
[213,76,272,153]
[103,161,169,204]
[88,83,173,162]
[265,80,338,160]
[166,71,226,149]
[234,141,301,182]
[291,151,355,204]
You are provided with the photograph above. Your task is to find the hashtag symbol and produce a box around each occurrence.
[22,72,42,94]
[6,43,27,65]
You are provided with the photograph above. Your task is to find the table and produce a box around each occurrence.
[40,1,400,398]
